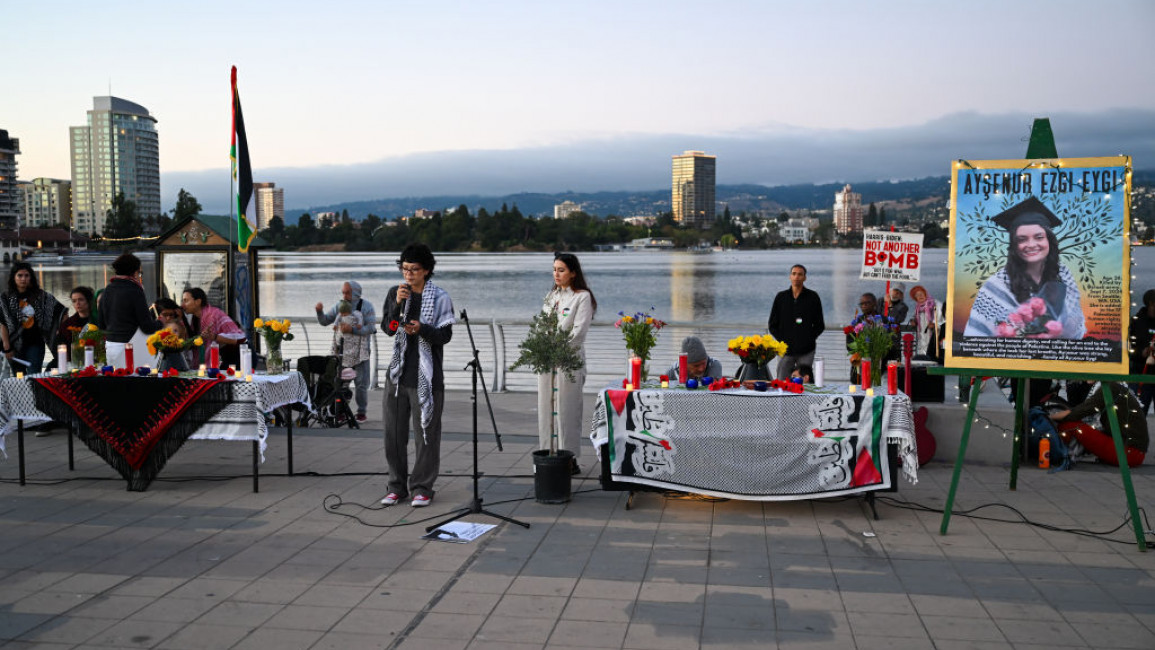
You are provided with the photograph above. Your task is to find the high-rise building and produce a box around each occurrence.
[0,129,19,230]
[834,184,863,234]
[671,150,716,228]
[554,200,581,220]
[253,182,284,230]
[19,178,72,228]
[69,96,160,236]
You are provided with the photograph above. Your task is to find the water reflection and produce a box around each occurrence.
[670,254,715,322]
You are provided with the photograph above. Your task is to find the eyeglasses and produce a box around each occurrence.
[400,265,424,275]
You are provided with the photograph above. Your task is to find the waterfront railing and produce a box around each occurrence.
[270,319,857,393]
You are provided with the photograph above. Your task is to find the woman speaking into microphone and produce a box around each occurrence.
[379,243,455,509]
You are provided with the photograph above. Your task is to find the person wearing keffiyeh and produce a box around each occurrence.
[2,261,66,374]
[379,243,454,508]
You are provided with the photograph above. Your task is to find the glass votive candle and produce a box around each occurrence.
[848,384,857,393]
[866,387,875,397]
[245,374,253,382]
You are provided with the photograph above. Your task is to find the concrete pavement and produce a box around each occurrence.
[1,388,1154,649]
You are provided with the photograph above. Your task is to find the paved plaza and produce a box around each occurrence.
[2,389,1154,649]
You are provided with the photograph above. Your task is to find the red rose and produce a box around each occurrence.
[389,320,400,332]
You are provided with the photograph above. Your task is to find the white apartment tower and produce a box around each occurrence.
[672,150,716,228]
[254,182,284,230]
[69,97,160,236]
[19,178,72,228]
[554,200,581,219]
[0,130,19,230]
[833,184,863,234]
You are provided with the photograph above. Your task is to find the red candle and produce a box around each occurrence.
[861,358,871,390]
[887,361,898,395]
[209,342,219,369]
[630,357,642,389]
[678,353,688,383]
[125,343,134,371]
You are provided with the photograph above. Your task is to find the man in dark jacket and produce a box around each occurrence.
[768,265,825,381]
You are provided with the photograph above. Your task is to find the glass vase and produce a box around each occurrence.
[266,345,284,374]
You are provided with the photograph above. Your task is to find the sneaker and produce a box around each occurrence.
[356,413,367,422]
[381,493,401,506]
[411,495,432,507]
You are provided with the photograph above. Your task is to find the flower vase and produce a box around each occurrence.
[736,361,772,382]
[871,357,884,388]
[266,344,285,374]
[158,351,188,373]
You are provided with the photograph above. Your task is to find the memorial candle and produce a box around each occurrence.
[84,346,94,368]
[630,356,642,388]
[813,356,824,388]
[209,342,219,369]
[57,344,69,373]
[678,353,688,384]
[125,343,134,371]
[860,359,871,390]
[887,361,898,395]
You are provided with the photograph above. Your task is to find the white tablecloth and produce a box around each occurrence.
[0,373,311,461]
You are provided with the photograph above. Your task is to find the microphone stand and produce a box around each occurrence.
[427,309,529,531]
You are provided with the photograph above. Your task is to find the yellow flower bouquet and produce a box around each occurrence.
[727,334,788,367]
[253,317,294,373]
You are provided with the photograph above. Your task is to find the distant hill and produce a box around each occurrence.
[290,170,1154,221]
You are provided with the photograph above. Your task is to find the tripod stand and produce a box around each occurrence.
[427,309,529,532]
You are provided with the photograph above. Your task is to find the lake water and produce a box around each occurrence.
[16,246,1155,327]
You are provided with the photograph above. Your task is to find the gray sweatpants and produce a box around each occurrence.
[383,380,444,499]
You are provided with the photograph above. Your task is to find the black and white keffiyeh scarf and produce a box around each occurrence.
[387,281,454,438]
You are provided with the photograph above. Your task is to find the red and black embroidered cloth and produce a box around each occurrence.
[31,377,234,491]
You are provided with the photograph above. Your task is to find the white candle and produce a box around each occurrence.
[813,357,824,388]
[84,346,94,368]
[245,374,253,382]
[57,344,69,373]
[866,387,875,397]
[16,372,24,379]
[848,384,857,393]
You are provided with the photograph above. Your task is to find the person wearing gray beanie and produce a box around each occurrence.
[665,336,723,382]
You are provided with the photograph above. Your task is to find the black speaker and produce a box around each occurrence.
[896,366,945,402]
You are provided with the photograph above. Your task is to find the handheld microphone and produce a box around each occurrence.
[401,283,412,323]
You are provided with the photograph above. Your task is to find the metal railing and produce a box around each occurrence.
[271,318,858,394]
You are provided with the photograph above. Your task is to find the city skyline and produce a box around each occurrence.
[4,1,1154,214]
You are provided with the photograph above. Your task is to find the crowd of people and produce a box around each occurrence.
[4,238,1154,503]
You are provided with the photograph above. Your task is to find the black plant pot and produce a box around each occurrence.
[532,449,574,504]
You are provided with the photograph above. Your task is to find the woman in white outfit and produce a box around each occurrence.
[536,252,596,474]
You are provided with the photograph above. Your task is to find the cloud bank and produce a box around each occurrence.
[164,109,1155,214]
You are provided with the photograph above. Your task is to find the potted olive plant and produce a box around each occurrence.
[509,308,584,503]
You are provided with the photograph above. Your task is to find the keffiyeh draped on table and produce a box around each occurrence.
[30,377,234,491]
[590,388,917,500]
[387,280,454,438]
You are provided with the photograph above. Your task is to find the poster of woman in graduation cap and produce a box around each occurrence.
[945,156,1132,374]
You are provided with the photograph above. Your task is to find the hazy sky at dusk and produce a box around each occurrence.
[4,0,1154,210]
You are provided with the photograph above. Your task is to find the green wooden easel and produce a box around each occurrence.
[929,368,1151,551]
[934,119,1148,551]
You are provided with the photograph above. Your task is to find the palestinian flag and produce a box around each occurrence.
[231,66,255,252]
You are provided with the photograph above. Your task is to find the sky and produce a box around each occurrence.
[4,0,1154,213]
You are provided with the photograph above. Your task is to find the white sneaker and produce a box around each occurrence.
[411,495,431,507]
[381,493,401,506]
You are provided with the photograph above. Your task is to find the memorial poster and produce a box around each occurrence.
[945,156,1131,374]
